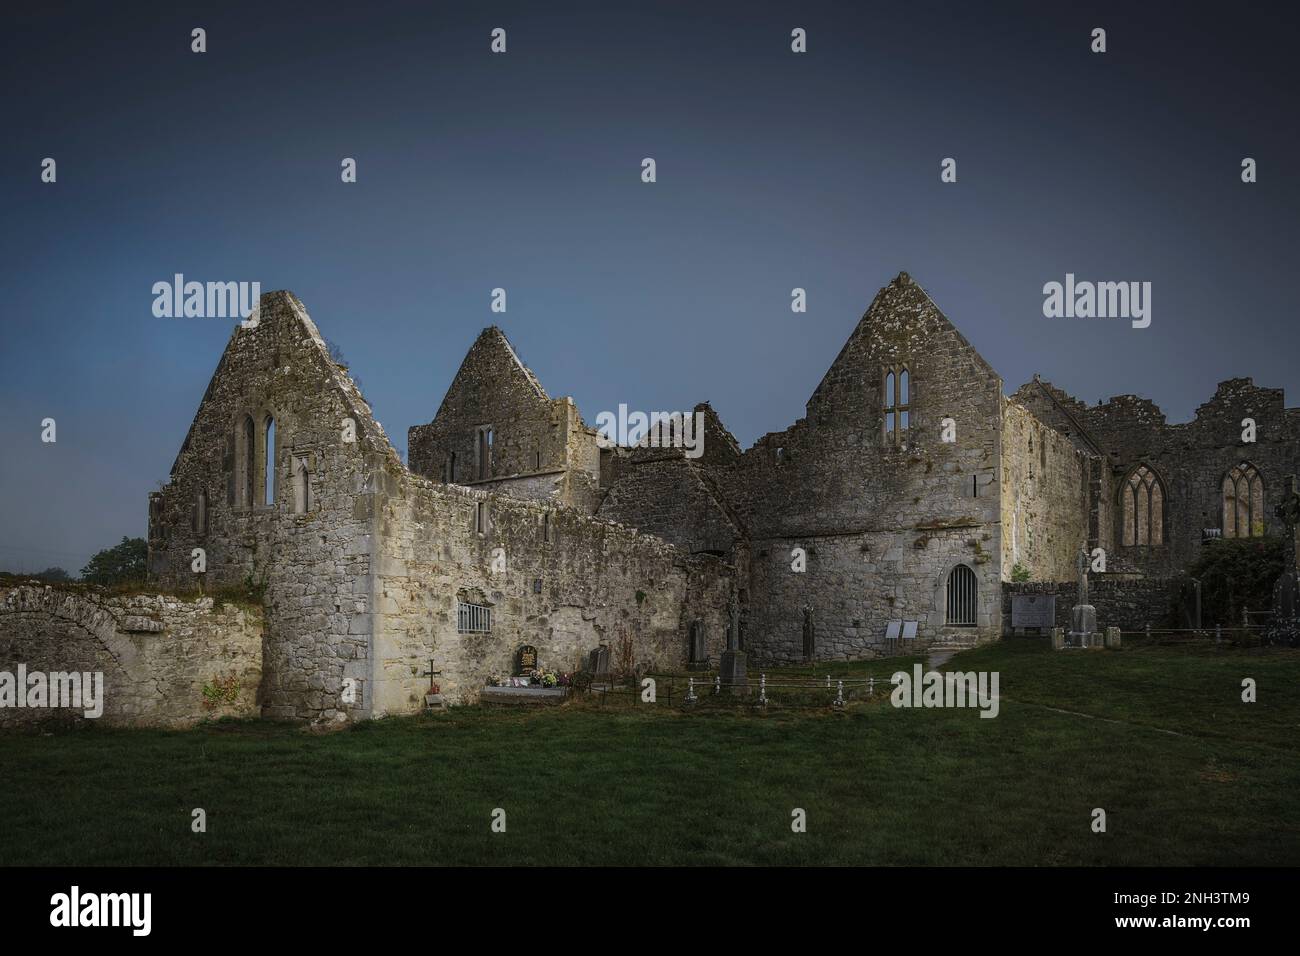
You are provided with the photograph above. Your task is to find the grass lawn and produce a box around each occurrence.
[2,638,1297,866]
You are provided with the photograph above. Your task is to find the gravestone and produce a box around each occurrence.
[587,645,611,677]
[1011,594,1056,633]
[516,644,538,675]
[720,649,748,694]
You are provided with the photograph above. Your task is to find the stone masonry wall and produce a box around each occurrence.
[1012,377,1300,577]
[1001,579,1176,633]
[145,293,732,723]
[147,291,398,721]
[1000,400,1091,582]
[369,465,732,711]
[714,274,1006,658]
[407,327,602,509]
[0,585,262,727]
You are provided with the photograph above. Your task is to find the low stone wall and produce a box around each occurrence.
[0,585,262,728]
[1001,578,1176,634]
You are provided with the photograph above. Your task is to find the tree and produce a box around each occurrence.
[33,567,72,582]
[80,537,148,587]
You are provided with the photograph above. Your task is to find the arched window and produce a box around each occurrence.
[1223,462,1264,538]
[240,416,255,508]
[945,565,977,626]
[477,426,493,479]
[883,366,910,443]
[263,416,276,506]
[293,459,309,515]
[192,489,208,534]
[1120,464,1164,546]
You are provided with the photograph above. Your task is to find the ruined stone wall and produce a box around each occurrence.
[143,293,735,723]
[407,328,601,506]
[1013,378,1300,577]
[713,274,1006,659]
[1000,400,1091,582]
[0,585,261,727]
[598,456,741,556]
[369,465,732,712]
[146,291,396,721]
[1002,579,1176,633]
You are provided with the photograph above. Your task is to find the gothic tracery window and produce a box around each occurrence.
[1223,462,1264,538]
[1120,464,1164,546]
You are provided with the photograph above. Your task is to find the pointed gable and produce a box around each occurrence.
[805,272,1001,426]
[428,326,549,426]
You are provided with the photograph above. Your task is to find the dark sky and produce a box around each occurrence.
[2,0,1297,573]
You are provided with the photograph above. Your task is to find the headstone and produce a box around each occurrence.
[726,598,739,652]
[1050,627,1065,650]
[1105,626,1121,649]
[720,649,748,694]
[516,644,538,675]
[1011,594,1056,631]
[587,645,611,676]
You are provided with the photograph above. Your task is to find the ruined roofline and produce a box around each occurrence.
[694,401,743,457]
[1016,374,1295,429]
[399,465,732,565]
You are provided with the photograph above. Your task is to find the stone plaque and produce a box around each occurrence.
[1012,594,1056,630]
[516,644,538,674]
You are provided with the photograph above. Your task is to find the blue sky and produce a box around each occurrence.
[1,0,1296,573]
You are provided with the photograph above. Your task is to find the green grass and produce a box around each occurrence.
[2,640,1298,866]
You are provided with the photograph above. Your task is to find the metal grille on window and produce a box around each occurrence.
[457,601,492,633]
[945,565,977,626]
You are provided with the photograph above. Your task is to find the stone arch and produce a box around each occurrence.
[0,588,137,723]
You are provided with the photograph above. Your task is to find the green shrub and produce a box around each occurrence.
[1185,536,1285,625]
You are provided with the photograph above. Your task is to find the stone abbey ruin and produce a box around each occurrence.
[4,272,1297,724]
